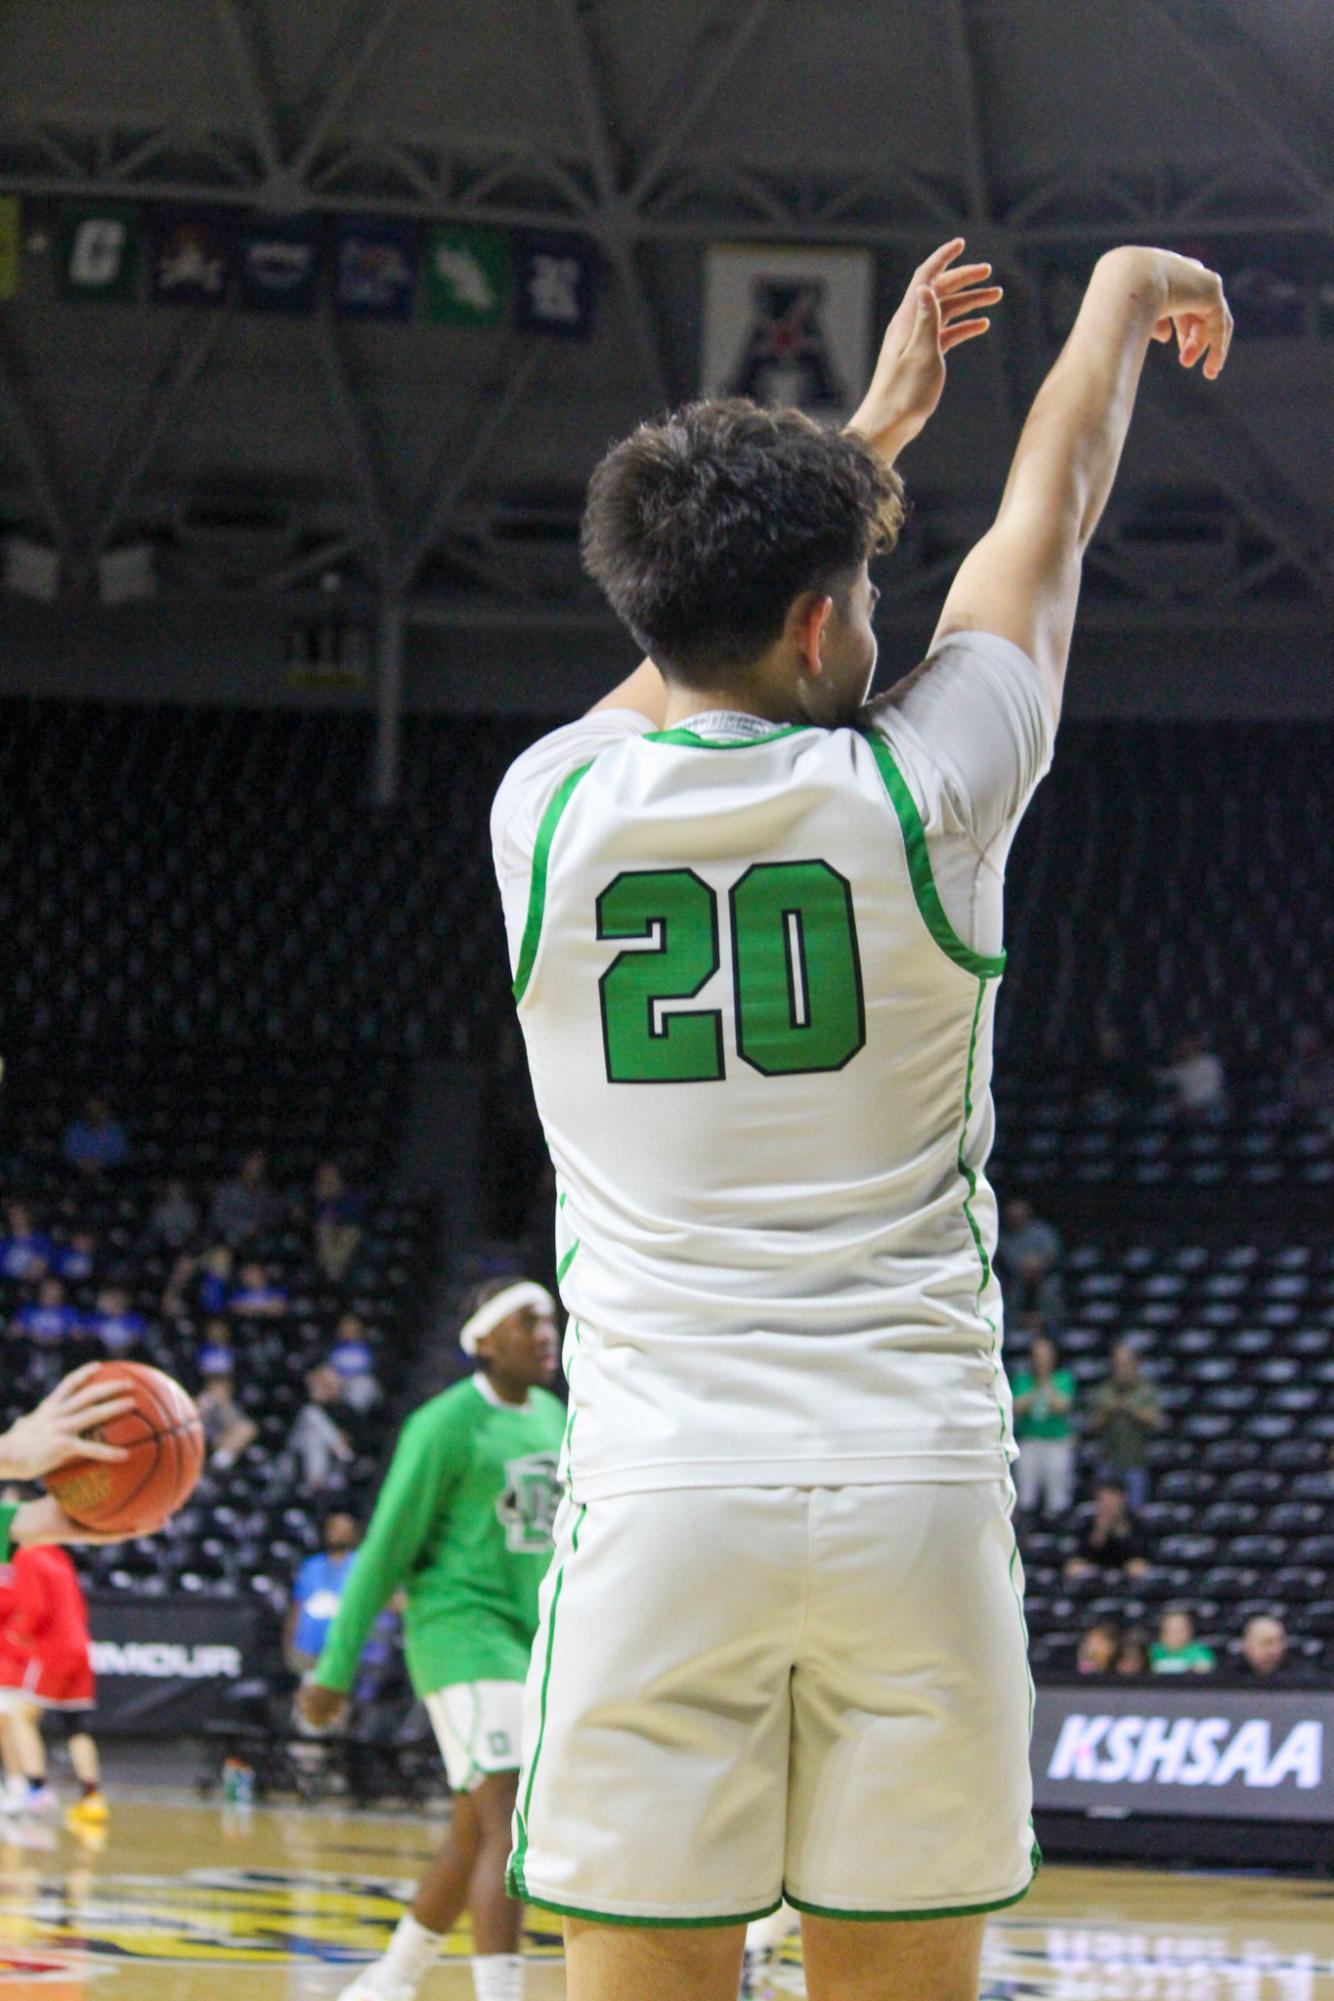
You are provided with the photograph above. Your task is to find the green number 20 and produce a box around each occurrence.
[597,862,865,1083]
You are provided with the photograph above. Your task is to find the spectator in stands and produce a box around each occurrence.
[1151,1607,1215,1675]
[1086,1341,1164,1509]
[84,1286,148,1357]
[61,1096,128,1176]
[1082,1021,1142,1122]
[1011,1334,1076,1517]
[51,1232,96,1285]
[311,1162,366,1284]
[163,1243,233,1320]
[13,1278,81,1347]
[1234,1614,1314,1685]
[287,1364,356,1492]
[1064,1479,1149,1582]
[1114,1629,1151,1677]
[286,1512,362,1675]
[230,1262,289,1318]
[196,1341,258,1470]
[1157,1030,1227,1121]
[1279,1025,1334,1131]
[209,1150,280,1247]
[1075,1619,1119,1676]
[999,1199,1065,1320]
[329,1314,381,1417]
[148,1179,200,1250]
[0,1205,51,1283]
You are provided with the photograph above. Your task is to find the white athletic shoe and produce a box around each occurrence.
[0,1778,26,1816]
[18,1785,59,1818]
[335,1972,419,2001]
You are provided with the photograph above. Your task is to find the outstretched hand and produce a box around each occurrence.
[0,1364,133,1481]
[10,1494,125,1547]
[848,238,1002,461]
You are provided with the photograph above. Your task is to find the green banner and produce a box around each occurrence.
[57,203,141,301]
[0,198,19,300]
[425,225,510,326]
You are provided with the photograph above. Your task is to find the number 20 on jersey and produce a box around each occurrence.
[597,861,866,1084]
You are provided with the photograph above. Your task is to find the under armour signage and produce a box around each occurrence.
[702,245,873,425]
[1032,1684,1334,1823]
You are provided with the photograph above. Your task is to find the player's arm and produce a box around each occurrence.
[302,1406,462,1721]
[930,246,1231,722]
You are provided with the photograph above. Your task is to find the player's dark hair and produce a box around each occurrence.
[581,398,904,686]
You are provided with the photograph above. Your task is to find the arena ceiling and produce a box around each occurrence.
[0,0,1330,664]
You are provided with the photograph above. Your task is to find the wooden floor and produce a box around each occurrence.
[0,1797,1331,1996]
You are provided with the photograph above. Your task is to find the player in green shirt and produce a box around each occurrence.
[301,1278,565,2001]
[0,1368,133,1557]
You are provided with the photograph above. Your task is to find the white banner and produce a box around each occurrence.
[701,244,873,425]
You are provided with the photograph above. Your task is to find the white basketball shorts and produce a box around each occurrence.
[426,1680,525,1795]
[507,1481,1038,1925]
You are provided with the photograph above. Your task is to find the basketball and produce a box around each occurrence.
[43,1362,206,1537]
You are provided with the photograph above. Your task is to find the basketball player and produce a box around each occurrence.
[489,241,1230,2001]
[0,1515,107,1829]
[0,1367,133,1559]
[300,1279,565,2001]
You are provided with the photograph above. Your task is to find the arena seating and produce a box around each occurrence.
[0,1049,434,1623]
[1011,1238,1334,1674]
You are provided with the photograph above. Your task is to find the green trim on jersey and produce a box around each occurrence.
[556,1237,581,1284]
[512,760,595,1003]
[508,1501,586,1901]
[958,976,1005,1453]
[860,730,1006,979]
[0,1502,16,1564]
[645,724,813,749]
[786,1866,1039,1925]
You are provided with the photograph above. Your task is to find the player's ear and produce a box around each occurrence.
[789,592,834,675]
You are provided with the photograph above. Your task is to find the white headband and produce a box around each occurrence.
[459,1282,556,1356]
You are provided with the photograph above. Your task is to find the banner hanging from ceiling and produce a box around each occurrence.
[426,225,512,327]
[701,244,873,425]
[237,219,320,316]
[149,209,232,307]
[0,198,20,301]
[56,202,142,302]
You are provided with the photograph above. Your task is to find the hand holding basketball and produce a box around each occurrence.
[0,1363,135,1480]
[42,1361,206,1538]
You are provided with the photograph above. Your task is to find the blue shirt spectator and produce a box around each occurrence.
[86,1288,148,1353]
[231,1262,288,1317]
[63,1097,129,1173]
[14,1279,81,1345]
[0,1206,52,1282]
[51,1233,97,1284]
[286,1513,361,1670]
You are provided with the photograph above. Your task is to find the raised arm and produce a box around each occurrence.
[930,247,1231,721]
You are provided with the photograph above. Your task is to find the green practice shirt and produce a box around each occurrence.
[0,1503,14,1564]
[1151,1641,1217,1675]
[316,1376,566,1698]
[1011,1369,1076,1441]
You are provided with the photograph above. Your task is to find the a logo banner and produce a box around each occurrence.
[87,1593,261,1734]
[426,225,511,327]
[237,219,319,315]
[514,231,596,339]
[334,218,419,321]
[149,209,232,307]
[702,244,873,424]
[1032,1683,1334,1823]
[57,203,142,302]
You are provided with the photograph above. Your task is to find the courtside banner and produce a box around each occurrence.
[701,244,872,425]
[1032,1683,1334,1823]
[87,1594,260,1735]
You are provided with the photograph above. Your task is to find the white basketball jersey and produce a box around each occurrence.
[492,634,1052,1501]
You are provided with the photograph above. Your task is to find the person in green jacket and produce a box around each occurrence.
[1010,1332,1077,1516]
[0,1367,133,1559]
[301,1278,564,2001]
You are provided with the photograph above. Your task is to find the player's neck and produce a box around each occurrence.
[473,1369,530,1409]
[661,663,798,730]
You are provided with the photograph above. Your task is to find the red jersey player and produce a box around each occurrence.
[0,1534,107,1829]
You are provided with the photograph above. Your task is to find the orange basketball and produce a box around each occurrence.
[43,1361,206,1537]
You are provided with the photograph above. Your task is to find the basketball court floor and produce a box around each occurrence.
[0,1798,1331,1997]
